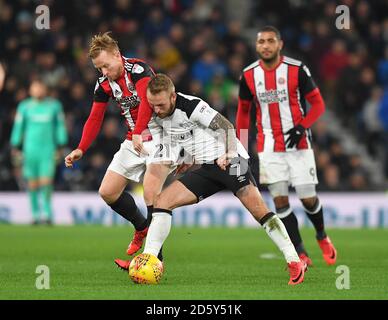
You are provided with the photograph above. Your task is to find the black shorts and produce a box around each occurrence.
[178,157,257,202]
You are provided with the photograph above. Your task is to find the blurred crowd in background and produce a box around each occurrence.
[0,0,387,192]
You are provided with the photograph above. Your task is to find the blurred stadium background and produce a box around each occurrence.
[1,0,388,301]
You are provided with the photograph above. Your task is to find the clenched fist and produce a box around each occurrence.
[64,148,83,168]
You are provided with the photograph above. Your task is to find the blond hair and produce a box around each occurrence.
[147,73,175,95]
[88,32,119,59]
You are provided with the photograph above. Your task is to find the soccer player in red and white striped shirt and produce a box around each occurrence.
[236,26,337,266]
[65,33,177,265]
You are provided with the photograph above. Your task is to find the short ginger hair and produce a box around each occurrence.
[88,32,119,59]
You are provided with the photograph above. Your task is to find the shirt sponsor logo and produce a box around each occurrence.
[116,95,140,110]
[257,89,288,104]
[179,121,195,129]
[169,131,193,141]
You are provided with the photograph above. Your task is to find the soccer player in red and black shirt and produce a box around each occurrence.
[236,26,337,266]
[65,33,177,266]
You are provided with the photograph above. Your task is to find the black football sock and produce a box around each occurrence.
[146,205,153,226]
[277,206,308,255]
[258,211,275,225]
[109,192,147,231]
[157,247,164,262]
[304,198,327,240]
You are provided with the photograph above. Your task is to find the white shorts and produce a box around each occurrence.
[258,149,318,186]
[107,139,181,182]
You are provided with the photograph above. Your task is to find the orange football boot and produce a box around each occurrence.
[317,236,337,265]
[287,260,307,285]
[126,227,148,255]
[299,253,313,267]
[115,259,131,271]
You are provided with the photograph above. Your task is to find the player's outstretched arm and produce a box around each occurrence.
[64,148,83,168]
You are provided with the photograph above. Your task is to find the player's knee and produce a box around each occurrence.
[143,188,157,206]
[301,196,318,211]
[98,185,119,204]
[274,196,289,209]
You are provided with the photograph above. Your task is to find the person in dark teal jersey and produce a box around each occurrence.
[10,79,68,224]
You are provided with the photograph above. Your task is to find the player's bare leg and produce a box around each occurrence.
[235,183,270,221]
[236,183,306,285]
[100,170,148,247]
[154,180,198,210]
[143,162,172,206]
[99,170,128,204]
[115,163,175,270]
[126,162,172,257]
[143,180,197,258]
[102,167,153,268]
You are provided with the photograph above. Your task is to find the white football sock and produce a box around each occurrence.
[143,211,172,257]
[262,215,300,263]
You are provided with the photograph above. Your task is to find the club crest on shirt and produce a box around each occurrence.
[124,61,144,74]
[278,77,285,85]
[132,64,144,74]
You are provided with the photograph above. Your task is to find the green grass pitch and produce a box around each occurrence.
[0,225,386,300]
